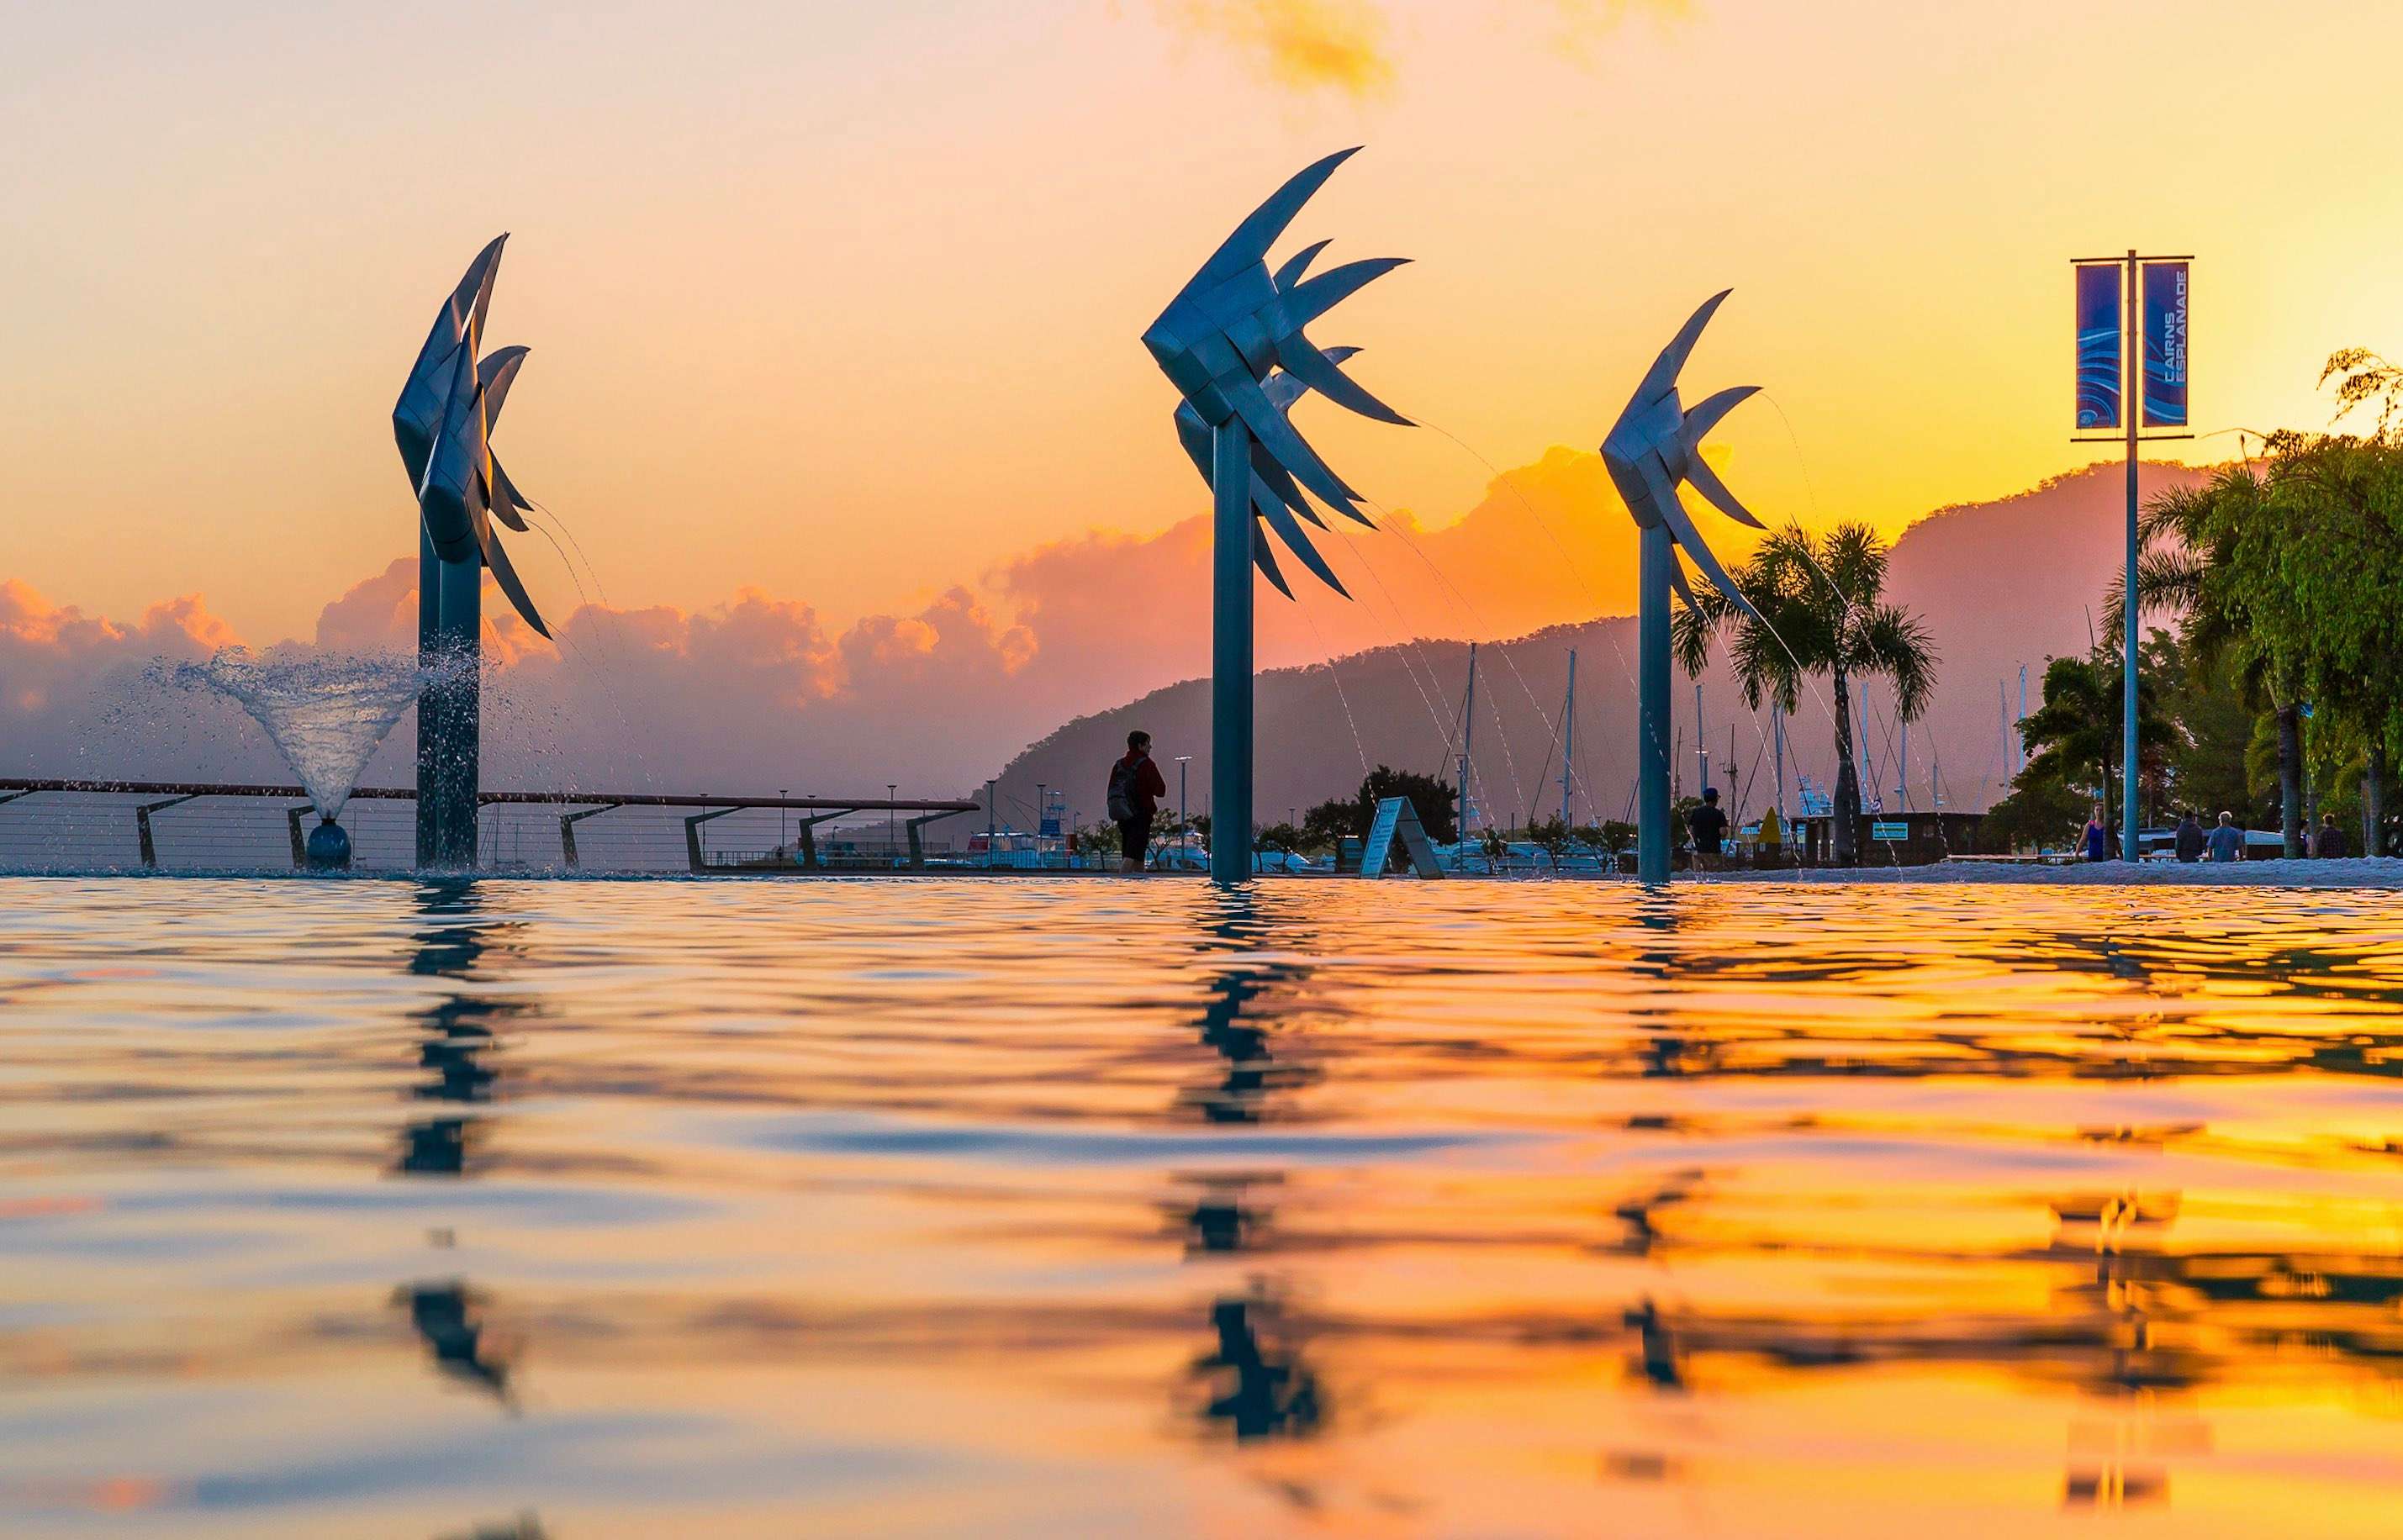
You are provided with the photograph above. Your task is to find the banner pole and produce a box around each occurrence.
[2122,249,2142,863]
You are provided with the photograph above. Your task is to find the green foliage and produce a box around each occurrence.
[1983,773,2090,853]
[1585,821,1635,856]
[1353,764,1458,843]
[1254,821,1302,855]
[1299,799,1358,852]
[1670,522,1936,864]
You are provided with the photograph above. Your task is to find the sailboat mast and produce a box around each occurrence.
[1559,649,1577,825]
[1457,641,1478,840]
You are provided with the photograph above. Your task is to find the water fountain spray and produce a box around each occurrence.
[393,236,552,868]
[1144,148,1413,883]
[1599,291,1767,883]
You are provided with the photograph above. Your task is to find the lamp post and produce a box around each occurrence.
[887,783,897,867]
[779,788,788,858]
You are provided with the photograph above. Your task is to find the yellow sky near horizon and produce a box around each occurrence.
[3,0,2395,646]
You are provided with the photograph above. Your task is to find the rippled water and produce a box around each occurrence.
[8,876,2403,1537]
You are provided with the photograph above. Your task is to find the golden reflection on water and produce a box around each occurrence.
[8,876,2403,1535]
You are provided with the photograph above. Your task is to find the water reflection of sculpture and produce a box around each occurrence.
[1173,891,1330,1444]
[394,879,525,1179]
[392,878,525,1406]
[393,238,555,869]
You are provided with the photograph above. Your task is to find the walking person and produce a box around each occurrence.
[1687,788,1729,872]
[2206,810,2244,863]
[2173,810,2205,864]
[2317,812,2349,859]
[1106,730,1169,874]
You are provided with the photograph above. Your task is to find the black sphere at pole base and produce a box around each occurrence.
[305,816,352,873]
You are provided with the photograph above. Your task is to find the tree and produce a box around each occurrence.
[1671,522,1936,866]
[1353,765,1458,843]
[1254,822,1302,858]
[2013,644,2174,833]
[1299,799,1359,852]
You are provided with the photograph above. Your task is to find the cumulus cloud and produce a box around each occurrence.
[1,446,1650,796]
[1153,0,1397,97]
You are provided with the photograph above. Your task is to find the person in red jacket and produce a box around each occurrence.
[1107,730,1170,873]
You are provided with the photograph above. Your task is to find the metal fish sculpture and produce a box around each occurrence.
[1600,289,1764,621]
[392,235,550,638]
[1173,346,1369,600]
[1143,147,1410,540]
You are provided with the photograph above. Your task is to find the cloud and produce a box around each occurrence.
[1547,0,1694,60]
[1153,0,1397,97]
[1,445,1653,796]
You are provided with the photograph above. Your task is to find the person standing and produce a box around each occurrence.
[2081,804,2112,862]
[2318,812,2349,858]
[2173,810,2205,864]
[2206,811,2244,863]
[1106,730,1170,874]
[1687,788,1730,872]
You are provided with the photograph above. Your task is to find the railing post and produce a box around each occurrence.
[559,804,621,871]
[905,810,968,871]
[683,806,739,873]
[135,794,197,868]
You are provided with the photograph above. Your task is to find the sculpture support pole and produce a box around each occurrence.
[433,556,482,868]
[416,524,443,868]
[1637,523,1672,884]
[1211,419,1254,884]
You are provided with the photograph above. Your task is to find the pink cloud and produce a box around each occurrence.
[0,446,1649,796]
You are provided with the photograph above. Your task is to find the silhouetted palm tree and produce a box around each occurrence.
[1672,522,1936,865]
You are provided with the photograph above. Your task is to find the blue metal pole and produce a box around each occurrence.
[2122,250,2142,862]
[434,556,481,868]
[1210,419,1254,884]
[1637,523,1672,883]
[416,524,442,867]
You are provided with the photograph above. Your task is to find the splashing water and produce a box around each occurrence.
[153,647,454,820]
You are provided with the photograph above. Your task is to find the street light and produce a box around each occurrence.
[1174,757,1191,852]
[779,788,788,859]
[887,783,898,866]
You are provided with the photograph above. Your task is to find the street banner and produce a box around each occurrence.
[2142,260,2189,428]
[2074,262,2122,430]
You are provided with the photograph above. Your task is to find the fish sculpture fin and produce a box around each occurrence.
[1279,335,1412,426]
[488,457,532,531]
[1251,524,1295,599]
[1661,499,1763,624]
[1271,238,1331,292]
[1229,376,1359,516]
[1682,452,1762,531]
[476,509,551,638]
[1192,149,1360,290]
[1254,480,1350,598]
[1633,288,1733,407]
[478,345,529,425]
[1281,256,1410,335]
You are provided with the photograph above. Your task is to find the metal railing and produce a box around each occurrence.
[0,779,981,875]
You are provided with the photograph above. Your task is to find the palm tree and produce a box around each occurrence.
[2108,460,2303,856]
[1672,522,1936,865]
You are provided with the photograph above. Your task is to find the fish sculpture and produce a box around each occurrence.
[1172,345,1368,599]
[1600,289,1764,621]
[1143,146,1410,574]
[393,235,549,638]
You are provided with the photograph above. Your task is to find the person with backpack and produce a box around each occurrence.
[1106,730,1170,873]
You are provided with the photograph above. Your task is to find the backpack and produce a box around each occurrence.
[1106,755,1139,823]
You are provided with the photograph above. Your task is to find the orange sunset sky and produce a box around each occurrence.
[4,0,2398,651]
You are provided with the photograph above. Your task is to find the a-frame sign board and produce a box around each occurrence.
[1359,797,1446,879]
